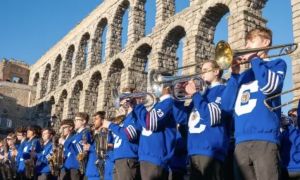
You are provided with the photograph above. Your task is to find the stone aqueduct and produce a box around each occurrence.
[28,0,300,122]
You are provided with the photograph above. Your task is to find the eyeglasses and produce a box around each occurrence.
[75,118,84,122]
[61,126,70,130]
[201,68,215,74]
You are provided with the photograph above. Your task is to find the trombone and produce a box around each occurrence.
[215,40,298,70]
[264,86,300,111]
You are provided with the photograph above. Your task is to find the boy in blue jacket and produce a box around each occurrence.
[14,127,27,180]
[58,119,77,180]
[36,127,55,179]
[221,27,286,180]
[23,125,42,180]
[134,81,186,180]
[83,111,106,180]
[102,88,142,180]
[71,112,92,178]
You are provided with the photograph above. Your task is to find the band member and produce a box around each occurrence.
[133,80,186,180]
[221,27,287,180]
[23,125,42,180]
[71,112,92,178]
[58,119,77,180]
[102,88,142,180]
[36,128,55,180]
[14,127,27,179]
[280,101,300,180]
[83,111,106,179]
[184,60,229,180]
[7,133,18,180]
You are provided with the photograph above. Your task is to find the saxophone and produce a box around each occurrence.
[94,128,108,179]
[48,135,64,176]
[25,145,36,179]
[77,132,88,175]
[1,139,14,180]
[9,145,17,179]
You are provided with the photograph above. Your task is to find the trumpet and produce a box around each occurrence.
[112,89,157,109]
[147,69,207,101]
[215,40,298,70]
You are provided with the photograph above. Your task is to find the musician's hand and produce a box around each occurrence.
[59,138,65,145]
[185,80,197,96]
[30,151,37,158]
[231,57,241,74]
[83,143,90,152]
[116,106,127,116]
[102,119,111,129]
[0,154,4,160]
[11,149,18,157]
[120,98,130,108]
[240,52,258,63]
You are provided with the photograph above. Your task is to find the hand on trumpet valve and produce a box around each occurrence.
[58,137,65,145]
[185,80,197,97]
[120,98,130,107]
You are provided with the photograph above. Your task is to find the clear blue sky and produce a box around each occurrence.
[0,0,295,113]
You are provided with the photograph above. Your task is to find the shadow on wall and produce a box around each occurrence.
[0,93,52,136]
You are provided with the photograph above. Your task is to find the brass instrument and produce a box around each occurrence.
[110,115,126,125]
[94,127,109,179]
[77,132,88,175]
[25,145,36,179]
[215,40,298,70]
[147,69,207,101]
[9,145,17,179]
[0,138,14,180]
[264,86,300,111]
[112,88,156,109]
[48,135,64,176]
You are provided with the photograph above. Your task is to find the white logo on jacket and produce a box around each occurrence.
[156,109,164,117]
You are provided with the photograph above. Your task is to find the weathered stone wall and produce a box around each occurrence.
[0,59,30,84]
[292,0,300,101]
[28,0,299,125]
[0,81,38,128]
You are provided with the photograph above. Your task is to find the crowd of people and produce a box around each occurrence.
[0,27,299,180]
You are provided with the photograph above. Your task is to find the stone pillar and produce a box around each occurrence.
[228,0,267,71]
[291,0,300,101]
[156,0,175,25]
[127,0,146,44]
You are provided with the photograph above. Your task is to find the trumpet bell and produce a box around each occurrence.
[215,40,233,70]
[112,88,156,109]
[147,69,174,97]
[173,76,207,101]
[215,40,298,70]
